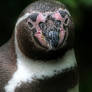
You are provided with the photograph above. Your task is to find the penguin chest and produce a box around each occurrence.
[4,50,78,92]
[4,66,78,92]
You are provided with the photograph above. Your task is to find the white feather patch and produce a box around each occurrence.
[15,13,30,27]
[68,84,79,92]
[4,47,77,92]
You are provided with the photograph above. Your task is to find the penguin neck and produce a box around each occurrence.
[14,26,77,74]
[4,32,77,92]
[4,34,17,66]
[15,35,77,78]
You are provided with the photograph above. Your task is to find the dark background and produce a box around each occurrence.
[0,0,92,92]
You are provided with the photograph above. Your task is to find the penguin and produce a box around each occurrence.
[0,0,79,92]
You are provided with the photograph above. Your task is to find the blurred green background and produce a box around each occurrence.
[0,0,92,92]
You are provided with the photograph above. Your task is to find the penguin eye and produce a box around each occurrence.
[59,10,67,18]
[39,22,46,30]
[28,22,33,28]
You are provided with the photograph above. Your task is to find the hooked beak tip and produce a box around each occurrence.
[46,31,59,50]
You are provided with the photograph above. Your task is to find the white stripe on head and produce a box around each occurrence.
[15,13,30,27]
[64,9,71,16]
[15,8,71,28]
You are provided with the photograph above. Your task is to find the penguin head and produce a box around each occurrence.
[15,4,74,60]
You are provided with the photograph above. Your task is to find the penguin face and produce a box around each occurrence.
[15,8,74,60]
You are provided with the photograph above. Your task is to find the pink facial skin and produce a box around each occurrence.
[52,11,64,21]
[36,13,45,23]
[59,28,65,45]
[52,12,66,45]
[35,13,48,48]
[34,11,66,48]
[34,30,48,48]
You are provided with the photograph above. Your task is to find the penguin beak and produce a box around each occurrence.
[34,30,65,50]
[45,31,59,50]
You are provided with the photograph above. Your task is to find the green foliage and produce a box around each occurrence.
[80,71,92,92]
[59,0,78,9]
[79,0,92,6]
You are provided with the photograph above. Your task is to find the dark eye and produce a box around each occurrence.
[39,22,45,30]
[28,22,33,28]
[59,10,67,18]
[65,18,68,24]
[55,20,61,27]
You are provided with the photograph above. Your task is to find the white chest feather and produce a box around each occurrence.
[68,84,79,92]
[4,48,77,92]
